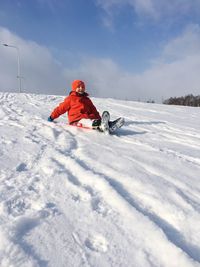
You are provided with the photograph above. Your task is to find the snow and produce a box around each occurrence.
[0,92,200,267]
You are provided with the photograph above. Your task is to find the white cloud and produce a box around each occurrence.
[0,27,67,95]
[65,23,200,102]
[134,55,200,102]
[162,24,200,61]
[131,24,200,101]
[96,0,200,25]
[130,0,157,18]
[1,25,200,103]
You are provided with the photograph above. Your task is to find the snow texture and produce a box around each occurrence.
[0,92,200,267]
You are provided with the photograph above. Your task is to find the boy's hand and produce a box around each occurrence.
[48,116,54,122]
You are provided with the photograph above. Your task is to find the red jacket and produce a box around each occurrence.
[51,91,101,124]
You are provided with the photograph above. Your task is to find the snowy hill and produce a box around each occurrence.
[0,92,200,267]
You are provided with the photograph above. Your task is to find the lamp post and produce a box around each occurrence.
[2,43,22,93]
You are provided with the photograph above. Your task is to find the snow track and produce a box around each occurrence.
[0,93,200,267]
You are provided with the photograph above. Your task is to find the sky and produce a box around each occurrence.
[0,0,200,102]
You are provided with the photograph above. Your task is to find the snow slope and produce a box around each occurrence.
[0,92,200,267]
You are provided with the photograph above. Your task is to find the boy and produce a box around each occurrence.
[48,80,104,130]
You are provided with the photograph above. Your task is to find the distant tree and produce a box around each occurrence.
[163,94,200,107]
[147,99,155,103]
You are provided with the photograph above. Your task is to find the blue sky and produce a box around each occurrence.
[1,0,200,102]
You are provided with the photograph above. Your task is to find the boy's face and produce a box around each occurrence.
[76,86,85,94]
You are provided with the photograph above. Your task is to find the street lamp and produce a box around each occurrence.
[2,43,22,93]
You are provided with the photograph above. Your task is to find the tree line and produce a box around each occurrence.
[163,94,200,107]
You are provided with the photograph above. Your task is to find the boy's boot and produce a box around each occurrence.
[92,119,101,129]
[99,111,110,134]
